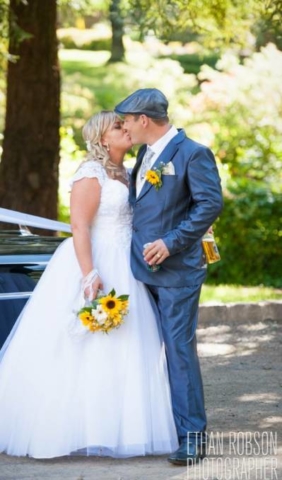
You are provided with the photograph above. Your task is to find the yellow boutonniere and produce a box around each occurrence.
[145,163,165,190]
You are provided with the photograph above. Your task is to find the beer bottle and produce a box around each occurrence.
[202,231,221,264]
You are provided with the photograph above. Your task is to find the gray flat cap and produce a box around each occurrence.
[114,88,168,118]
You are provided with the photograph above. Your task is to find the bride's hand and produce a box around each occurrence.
[84,276,104,301]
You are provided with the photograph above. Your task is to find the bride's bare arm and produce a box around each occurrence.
[70,177,103,298]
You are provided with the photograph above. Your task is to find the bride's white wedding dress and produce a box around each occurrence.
[0,160,178,459]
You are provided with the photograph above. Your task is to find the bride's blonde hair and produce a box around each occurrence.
[82,111,119,166]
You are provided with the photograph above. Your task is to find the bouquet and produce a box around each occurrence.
[77,289,129,334]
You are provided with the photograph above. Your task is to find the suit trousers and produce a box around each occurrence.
[146,283,207,440]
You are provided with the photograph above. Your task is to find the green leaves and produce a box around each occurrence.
[127,0,271,49]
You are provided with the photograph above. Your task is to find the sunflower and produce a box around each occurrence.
[79,311,94,327]
[145,168,163,190]
[99,295,124,316]
[145,170,160,185]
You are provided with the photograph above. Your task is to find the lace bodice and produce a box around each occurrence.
[71,160,132,247]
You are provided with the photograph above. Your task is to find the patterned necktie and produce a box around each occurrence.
[139,147,155,180]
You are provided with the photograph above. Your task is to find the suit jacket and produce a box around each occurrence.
[129,129,223,287]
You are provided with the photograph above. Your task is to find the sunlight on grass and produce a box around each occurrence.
[59,49,110,65]
[200,285,282,304]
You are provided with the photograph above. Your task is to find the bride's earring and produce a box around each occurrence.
[106,143,110,152]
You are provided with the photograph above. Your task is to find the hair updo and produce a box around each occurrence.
[82,111,119,166]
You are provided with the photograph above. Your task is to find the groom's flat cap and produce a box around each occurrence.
[114,88,168,118]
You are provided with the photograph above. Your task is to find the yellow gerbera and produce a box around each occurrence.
[145,170,160,185]
[99,295,124,316]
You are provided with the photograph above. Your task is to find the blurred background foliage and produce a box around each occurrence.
[0,0,281,288]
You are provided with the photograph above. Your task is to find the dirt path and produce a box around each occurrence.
[0,304,281,480]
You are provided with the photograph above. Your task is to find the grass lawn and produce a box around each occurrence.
[200,285,282,304]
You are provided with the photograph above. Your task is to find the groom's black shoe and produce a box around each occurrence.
[168,438,206,466]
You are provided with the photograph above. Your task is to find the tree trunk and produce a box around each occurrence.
[109,0,125,62]
[0,0,60,225]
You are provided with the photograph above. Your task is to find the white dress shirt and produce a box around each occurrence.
[136,125,178,196]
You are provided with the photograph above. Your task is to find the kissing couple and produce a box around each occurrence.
[0,88,223,464]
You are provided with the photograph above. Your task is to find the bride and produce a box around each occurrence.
[0,111,178,459]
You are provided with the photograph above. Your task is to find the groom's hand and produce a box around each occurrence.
[143,239,170,266]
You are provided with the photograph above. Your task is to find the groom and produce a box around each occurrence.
[115,88,223,465]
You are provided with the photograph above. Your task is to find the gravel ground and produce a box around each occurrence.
[0,303,281,480]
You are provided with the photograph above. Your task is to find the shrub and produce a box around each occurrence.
[187,44,282,286]
[208,184,282,287]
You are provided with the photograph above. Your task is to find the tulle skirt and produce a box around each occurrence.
[0,236,178,458]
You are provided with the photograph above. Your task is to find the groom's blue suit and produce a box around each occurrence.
[129,128,223,440]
